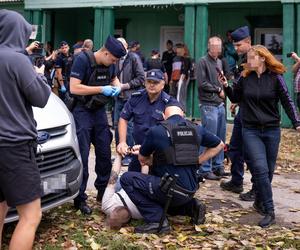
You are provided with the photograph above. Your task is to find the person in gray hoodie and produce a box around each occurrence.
[0,10,51,249]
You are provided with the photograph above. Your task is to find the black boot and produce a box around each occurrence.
[74,201,92,215]
[191,198,206,225]
[134,219,170,234]
[239,188,256,201]
[253,200,266,215]
[258,211,275,228]
[220,180,243,193]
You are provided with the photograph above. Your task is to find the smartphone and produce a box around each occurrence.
[287,52,293,58]
[216,67,224,76]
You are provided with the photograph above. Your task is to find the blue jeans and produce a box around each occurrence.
[199,104,226,173]
[242,127,280,213]
[114,97,134,147]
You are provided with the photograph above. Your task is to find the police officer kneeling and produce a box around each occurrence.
[120,105,224,233]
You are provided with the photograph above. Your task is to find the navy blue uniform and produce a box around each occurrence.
[120,89,178,172]
[121,115,221,223]
[70,52,115,203]
[55,53,73,100]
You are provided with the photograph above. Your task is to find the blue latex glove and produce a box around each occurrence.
[102,86,114,96]
[112,86,121,97]
[60,85,67,93]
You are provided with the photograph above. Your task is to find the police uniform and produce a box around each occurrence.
[55,41,73,100]
[120,114,221,231]
[70,36,126,211]
[120,88,178,172]
[221,26,252,194]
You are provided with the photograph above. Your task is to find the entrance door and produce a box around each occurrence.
[160,26,184,53]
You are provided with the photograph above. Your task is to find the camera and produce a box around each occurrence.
[29,42,45,68]
[287,52,293,58]
[32,42,44,54]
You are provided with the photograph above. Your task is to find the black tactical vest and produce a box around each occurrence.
[77,50,112,110]
[153,120,200,167]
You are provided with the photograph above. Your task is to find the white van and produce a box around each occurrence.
[5,93,82,223]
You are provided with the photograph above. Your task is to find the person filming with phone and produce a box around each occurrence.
[288,52,300,111]
[196,36,230,180]
[218,45,300,228]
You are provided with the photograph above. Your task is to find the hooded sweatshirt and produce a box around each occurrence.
[0,10,51,146]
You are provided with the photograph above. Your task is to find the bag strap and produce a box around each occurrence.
[83,50,97,68]
[116,192,128,208]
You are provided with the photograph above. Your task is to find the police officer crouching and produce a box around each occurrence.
[70,35,126,214]
[120,105,224,233]
[117,69,178,172]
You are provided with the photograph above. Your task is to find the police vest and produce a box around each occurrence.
[153,120,200,167]
[77,50,113,110]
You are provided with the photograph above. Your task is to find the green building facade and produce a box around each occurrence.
[2,0,299,126]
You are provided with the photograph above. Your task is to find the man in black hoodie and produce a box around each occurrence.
[0,10,51,249]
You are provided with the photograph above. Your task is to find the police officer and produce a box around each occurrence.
[220,26,256,201]
[55,41,73,100]
[70,35,126,214]
[120,105,224,233]
[117,69,178,172]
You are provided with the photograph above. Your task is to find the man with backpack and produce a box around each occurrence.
[69,35,126,215]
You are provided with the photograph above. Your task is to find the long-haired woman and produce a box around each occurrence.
[219,45,300,227]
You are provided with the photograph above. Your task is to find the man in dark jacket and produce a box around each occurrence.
[0,10,51,249]
[114,38,145,165]
[196,36,228,180]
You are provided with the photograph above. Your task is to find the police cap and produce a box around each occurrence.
[60,41,68,47]
[146,69,164,82]
[231,26,250,42]
[104,35,126,59]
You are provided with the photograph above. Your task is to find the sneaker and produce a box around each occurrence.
[239,189,256,201]
[258,212,275,228]
[220,180,243,193]
[134,219,170,234]
[74,201,92,215]
[202,172,221,181]
[191,199,206,225]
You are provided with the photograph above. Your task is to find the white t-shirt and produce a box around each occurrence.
[101,186,142,219]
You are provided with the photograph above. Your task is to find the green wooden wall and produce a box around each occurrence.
[115,6,184,58]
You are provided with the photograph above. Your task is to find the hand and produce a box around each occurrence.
[291,52,300,62]
[60,85,67,93]
[296,126,300,132]
[130,145,141,155]
[117,142,129,157]
[101,86,114,96]
[218,74,228,87]
[219,90,225,99]
[230,103,238,113]
[34,64,45,75]
[26,41,39,54]
[112,86,121,97]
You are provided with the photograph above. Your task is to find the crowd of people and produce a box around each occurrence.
[1,8,300,249]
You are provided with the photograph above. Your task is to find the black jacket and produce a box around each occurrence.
[196,54,225,106]
[115,51,145,100]
[224,70,300,128]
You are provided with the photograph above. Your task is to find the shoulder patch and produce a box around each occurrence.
[131,91,143,97]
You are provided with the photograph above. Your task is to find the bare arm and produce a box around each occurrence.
[70,77,103,95]
[55,68,65,87]
[198,141,224,164]
[107,153,122,187]
[117,118,129,157]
